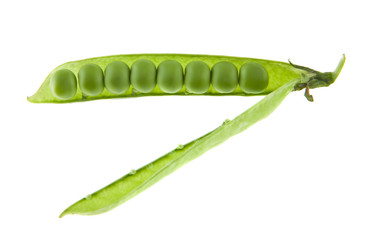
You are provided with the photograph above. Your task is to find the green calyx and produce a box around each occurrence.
[292,54,346,101]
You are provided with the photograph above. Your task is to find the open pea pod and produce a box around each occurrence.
[28,54,342,103]
[58,55,345,217]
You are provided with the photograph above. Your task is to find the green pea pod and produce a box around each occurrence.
[28,54,341,103]
[59,55,345,217]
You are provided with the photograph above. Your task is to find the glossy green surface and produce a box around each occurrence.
[49,69,77,100]
[157,60,183,93]
[104,61,130,94]
[211,61,238,93]
[28,54,306,103]
[185,61,210,94]
[59,78,301,217]
[130,59,156,93]
[239,62,269,94]
[78,63,104,96]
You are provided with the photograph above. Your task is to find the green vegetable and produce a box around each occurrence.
[211,61,238,93]
[59,54,345,217]
[239,62,269,94]
[130,59,157,93]
[157,60,184,93]
[78,63,104,96]
[28,54,322,103]
[49,69,77,100]
[57,79,297,217]
[104,61,130,94]
[184,61,211,94]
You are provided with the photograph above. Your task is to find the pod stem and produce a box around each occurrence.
[293,54,346,101]
[332,54,346,81]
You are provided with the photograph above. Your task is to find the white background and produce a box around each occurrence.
[1,0,372,239]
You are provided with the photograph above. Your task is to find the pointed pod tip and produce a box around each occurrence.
[59,211,67,218]
[59,208,72,218]
[27,95,37,103]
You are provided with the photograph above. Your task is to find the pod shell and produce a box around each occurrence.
[28,54,305,103]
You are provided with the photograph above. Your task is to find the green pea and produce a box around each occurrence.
[239,62,269,94]
[157,60,183,93]
[104,61,130,94]
[185,61,210,94]
[211,62,238,93]
[49,69,77,100]
[131,59,156,93]
[78,63,104,96]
